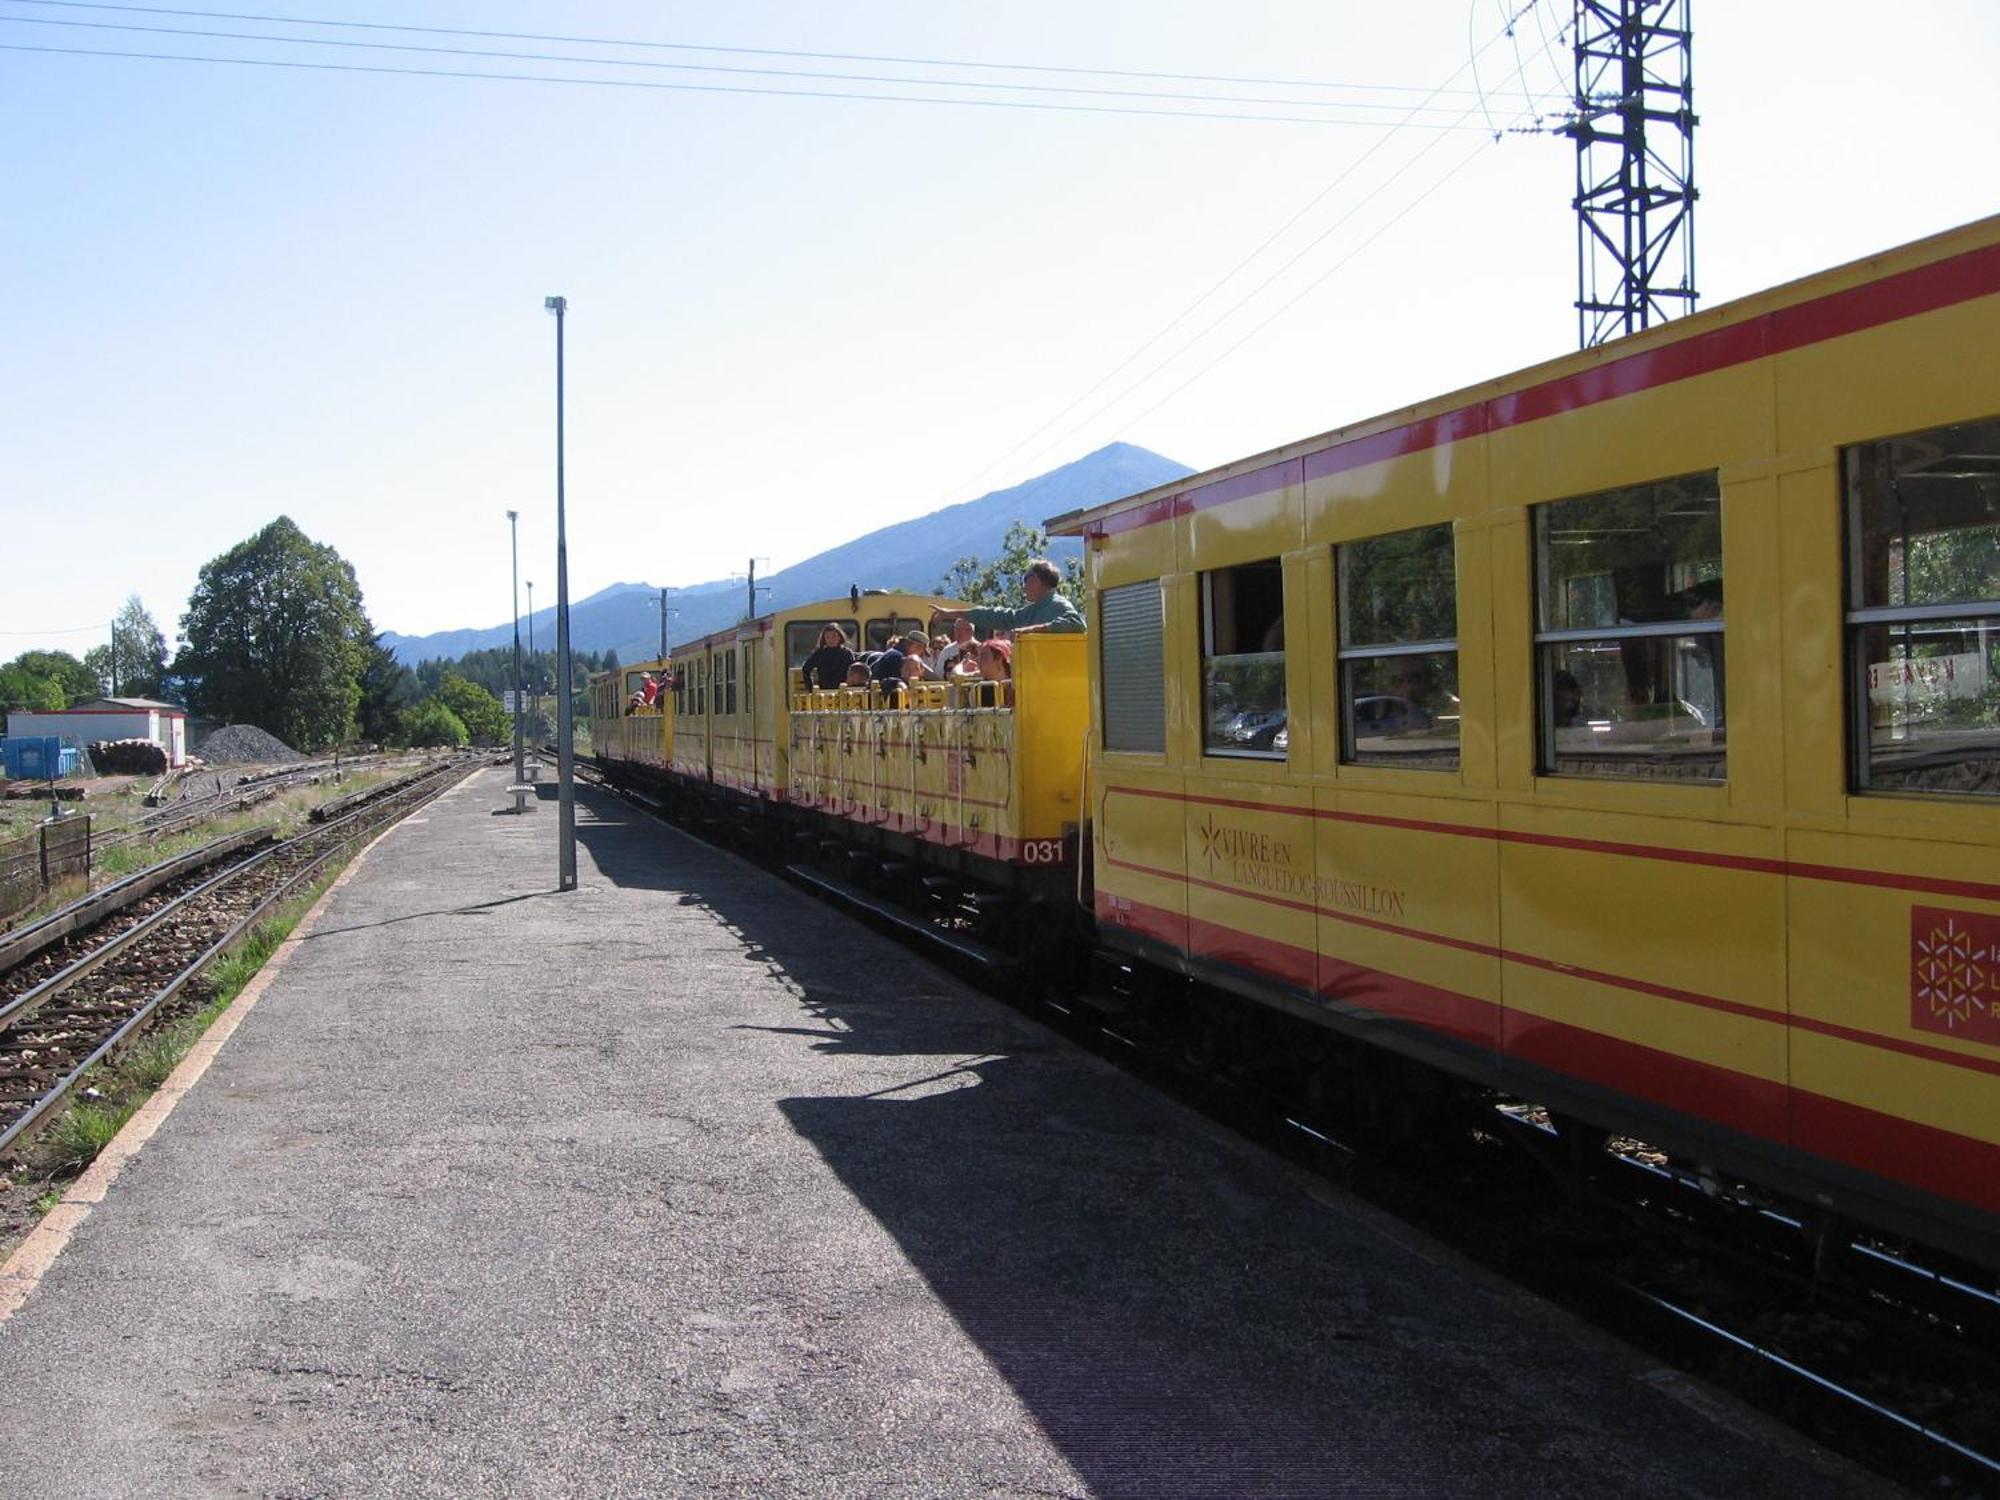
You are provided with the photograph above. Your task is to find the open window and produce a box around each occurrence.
[1202,559,1286,758]
[1846,416,2000,797]
[1338,523,1460,769]
[785,619,859,667]
[1534,472,1724,781]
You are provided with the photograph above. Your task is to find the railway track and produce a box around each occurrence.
[0,757,471,1160]
[574,753,2000,1496]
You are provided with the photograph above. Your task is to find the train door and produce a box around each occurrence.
[743,638,760,793]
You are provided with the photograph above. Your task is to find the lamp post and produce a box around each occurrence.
[545,294,577,892]
[507,508,524,783]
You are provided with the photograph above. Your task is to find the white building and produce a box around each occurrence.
[5,697,189,768]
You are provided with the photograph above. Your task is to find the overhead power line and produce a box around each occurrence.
[946,0,1551,499]
[0,40,1538,128]
[0,15,1565,116]
[0,0,1554,96]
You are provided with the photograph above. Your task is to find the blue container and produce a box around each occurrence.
[2,736,66,780]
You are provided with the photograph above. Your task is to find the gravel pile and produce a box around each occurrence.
[195,723,304,765]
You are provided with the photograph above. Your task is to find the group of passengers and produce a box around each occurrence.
[798,558,1085,709]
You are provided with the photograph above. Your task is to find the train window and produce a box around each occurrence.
[1338,523,1460,770]
[1534,472,1725,781]
[865,617,927,653]
[1202,560,1286,758]
[721,652,736,717]
[1846,415,2000,797]
[786,620,859,666]
[1100,580,1166,754]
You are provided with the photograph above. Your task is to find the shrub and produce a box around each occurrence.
[401,699,469,748]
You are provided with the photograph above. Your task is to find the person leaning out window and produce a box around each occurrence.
[932,559,1086,638]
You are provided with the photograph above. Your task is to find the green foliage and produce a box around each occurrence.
[81,596,170,698]
[937,522,1091,616]
[401,699,469,748]
[356,628,416,745]
[174,517,371,750]
[0,662,66,711]
[434,672,508,745]
[0,648,99,710]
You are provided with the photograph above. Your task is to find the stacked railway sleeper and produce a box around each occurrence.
[569,753,2000,1495]
[0,757,469,1161]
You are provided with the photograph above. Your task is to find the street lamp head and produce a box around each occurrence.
[544,295,566,314]
[506,509,518,522]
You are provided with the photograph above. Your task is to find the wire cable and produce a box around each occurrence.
[945,1,1545,499]
[0,0,1555,96]
[1115,140,1496,436]
[0,41,1516,127]
[0,14,1564,115]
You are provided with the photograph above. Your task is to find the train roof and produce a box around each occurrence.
[1044,209,2000,539]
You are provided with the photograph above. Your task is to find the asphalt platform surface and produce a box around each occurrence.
[0,767,1889,1499]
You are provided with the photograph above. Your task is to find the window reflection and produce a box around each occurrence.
[1203,560,1286,757]
[1534,473,1725,781]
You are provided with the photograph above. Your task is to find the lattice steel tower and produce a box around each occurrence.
[1565,0,1697,348]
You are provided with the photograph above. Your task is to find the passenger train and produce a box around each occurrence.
[593,213,2000,1273]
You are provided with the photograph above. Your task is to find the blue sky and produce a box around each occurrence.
[5,0,1998,654]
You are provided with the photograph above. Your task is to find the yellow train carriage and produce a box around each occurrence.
[1051,213,2000,1266]
[587,660,671,772]
[786,632,1089,871]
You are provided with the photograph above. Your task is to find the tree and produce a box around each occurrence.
[3,649,100,707]
[81,596,171,698]
[357,629,417,745]
[433,672,509,745]
[937,522,1091,617]
[0,661,66,711]
[175,517,371,750]
[400,700,469,748]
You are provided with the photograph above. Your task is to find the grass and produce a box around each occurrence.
[41,1099,142,1176]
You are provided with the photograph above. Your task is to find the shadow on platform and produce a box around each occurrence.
[571,782,1465,1497]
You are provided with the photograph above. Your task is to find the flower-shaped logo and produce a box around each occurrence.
[1911,906,2000,1042]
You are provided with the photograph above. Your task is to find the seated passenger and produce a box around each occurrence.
[932,559,1085,637]
[870,641,908,688]
[902,634,941,681]
[640,673,661,707]
[842,661,870,689]
[976,638,1015,708]
[800,624,856,691]
[936,619,979,676]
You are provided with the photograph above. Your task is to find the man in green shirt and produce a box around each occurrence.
[933,559,1087,636]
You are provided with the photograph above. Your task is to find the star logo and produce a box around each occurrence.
[1198,813,1224,872]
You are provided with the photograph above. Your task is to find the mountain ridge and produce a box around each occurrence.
[381,442,1191,665]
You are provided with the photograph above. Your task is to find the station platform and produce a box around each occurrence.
[0,767,1884,1498]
